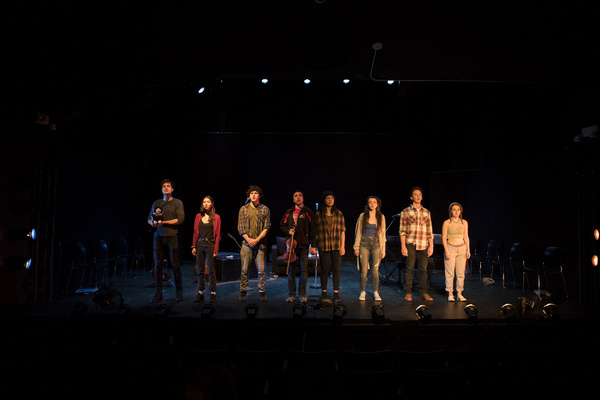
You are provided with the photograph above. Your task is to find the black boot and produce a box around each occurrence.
[152,267,163,303]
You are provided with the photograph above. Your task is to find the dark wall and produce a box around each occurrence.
[49,81,582,257]
[2,79,598,305]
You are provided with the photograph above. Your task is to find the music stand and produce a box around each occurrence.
[381,215,404,285]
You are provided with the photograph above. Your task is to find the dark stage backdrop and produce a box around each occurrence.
[1,80,597,305]
[51,130,576,273]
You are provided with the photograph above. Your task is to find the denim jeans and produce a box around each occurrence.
[404,243,429,294]
[320,250,342,292]
[240,243,266,292]
[195,240,216,292]
[359,236,380,292]
[444,243,467,292]
[288,247,309,296]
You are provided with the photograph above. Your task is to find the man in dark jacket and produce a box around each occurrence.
[280,190,317,303]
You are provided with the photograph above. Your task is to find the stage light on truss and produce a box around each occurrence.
[1,226,36,270]
[5,256,33,270]
[415,305,432,323]
[201,304,216,319]
[292,303,306,319]
[155,303,171,318]
[342,79,350,84]
[594,229,599,241]
[71,301,88,316]
[501,303,517,321]
[371,304,385,324]
[245,303,258,319]
[464,304,478,322]
[387,80,394,85]
[198,87,205,94]
[332,303,348,324]
[542,303,560,320]
[592,255,598,267]
[4,226,36,241]
[261,78,268,84]
[304,78,311,84]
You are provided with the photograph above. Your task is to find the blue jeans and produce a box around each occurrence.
[288,247,309,296]
[240,243,266,292]
[359,236,380,292]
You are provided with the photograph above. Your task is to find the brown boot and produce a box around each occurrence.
[151,290,162,303]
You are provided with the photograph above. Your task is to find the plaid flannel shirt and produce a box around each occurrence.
[237,203,271,246]
[314,210,346,251]
[399,205,433,251]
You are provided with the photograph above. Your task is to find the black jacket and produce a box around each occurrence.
[280,206,316,249]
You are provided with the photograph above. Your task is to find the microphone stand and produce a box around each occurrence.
[310,202,321,289]
[227,233,242,250]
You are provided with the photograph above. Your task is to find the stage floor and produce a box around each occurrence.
[2,260,596,322]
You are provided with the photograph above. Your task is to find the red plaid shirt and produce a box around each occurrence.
[399,205,433,251]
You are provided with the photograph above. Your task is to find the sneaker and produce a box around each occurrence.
[194,292,204,302]
[359,291,366,301]
[286,295,295,303]
[210,293,216,303]
[300,295,308,303]
[374,291,382,301]
[457,293,467,302]
[259,291,267,302]
[239,291,247,302]
[448,293,455,302]
[333,292,341,302]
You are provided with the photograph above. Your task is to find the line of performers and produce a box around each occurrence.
[147,180,470,305]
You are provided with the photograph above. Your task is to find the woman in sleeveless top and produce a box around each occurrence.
[353,196,386,301]
[441,202,470,301]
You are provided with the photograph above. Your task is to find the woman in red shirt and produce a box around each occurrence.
[192,196,222,303]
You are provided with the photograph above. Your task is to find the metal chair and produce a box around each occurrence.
[541,246,568,298]
[523,246,568,299]
[132,234,150,273]
[504,243,528,286]
[469,238,483,277]
[65,242,91,293]
[115,236,135,278]
[93,239,115,284]
[484,239,504,282]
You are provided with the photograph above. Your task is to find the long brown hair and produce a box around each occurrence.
[361,196,383,234]
[199,196,216,221]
